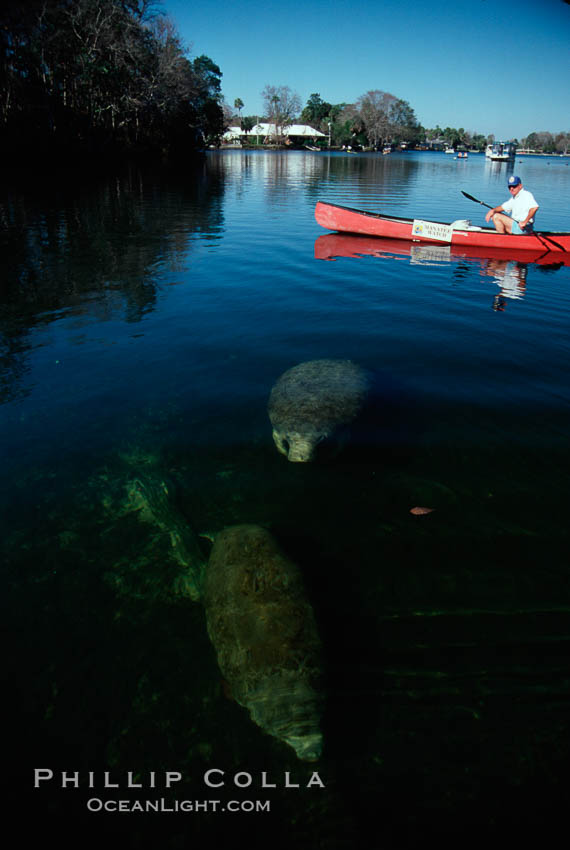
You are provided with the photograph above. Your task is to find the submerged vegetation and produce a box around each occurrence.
[0,0,224,163]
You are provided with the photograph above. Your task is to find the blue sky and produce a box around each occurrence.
[159,0,569,139]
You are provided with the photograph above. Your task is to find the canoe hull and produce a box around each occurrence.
[315,201,570,255]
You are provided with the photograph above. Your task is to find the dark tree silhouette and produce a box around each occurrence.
[0,0,224,162]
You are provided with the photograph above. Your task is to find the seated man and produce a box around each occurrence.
[485,175,539,234]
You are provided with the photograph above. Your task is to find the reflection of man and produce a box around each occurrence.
[484,258,528,309]
[485,176,539,234]
[493,295,507,311]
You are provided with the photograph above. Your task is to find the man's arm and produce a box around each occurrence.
[485,205,505,223]
[518,205,539,228]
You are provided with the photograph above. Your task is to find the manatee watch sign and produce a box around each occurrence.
[412,219,454,242]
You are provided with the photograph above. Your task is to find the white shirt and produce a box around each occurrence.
[501,188,539,223]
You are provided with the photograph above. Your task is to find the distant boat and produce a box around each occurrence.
[444,145,455,154]
[304,145,321,152]
[382,146,391,155]
[485,141,516,161]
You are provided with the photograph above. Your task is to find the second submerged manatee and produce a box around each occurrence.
[202,524,324,762]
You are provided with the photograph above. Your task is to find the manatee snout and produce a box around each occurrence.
[268,359,370,463]
[272,429,320,463]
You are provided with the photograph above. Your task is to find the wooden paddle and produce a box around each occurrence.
[461,190,493,210]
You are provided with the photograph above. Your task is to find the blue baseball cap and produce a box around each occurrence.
[508,175,522,187]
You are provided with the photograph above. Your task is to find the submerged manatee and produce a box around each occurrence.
[268,358,370,462]
[203,524,323,761]
[122,471,325,759]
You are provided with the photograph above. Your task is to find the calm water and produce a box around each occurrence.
[3,151,570,847]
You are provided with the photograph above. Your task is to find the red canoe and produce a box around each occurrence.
[315,201,570,255]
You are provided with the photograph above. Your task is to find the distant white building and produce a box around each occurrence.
[222,123,326,145]
[222,126,243,142]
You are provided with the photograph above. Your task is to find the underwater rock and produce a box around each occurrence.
[125,472,205,601]
[202,524,323,761]
[268,358,370,462]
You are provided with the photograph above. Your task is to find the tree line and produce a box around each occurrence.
[226,88,424,149]
[0,0,225,163]
[2,1,566,166]
[227,89,483,150]
[227,90,569,153]
[519,131,570,154]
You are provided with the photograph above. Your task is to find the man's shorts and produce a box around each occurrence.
[511,220,532,235]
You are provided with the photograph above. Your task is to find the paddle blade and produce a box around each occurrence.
[461,190,492,209]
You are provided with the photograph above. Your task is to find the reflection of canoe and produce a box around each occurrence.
[315,201,570,255]
[314,232,570,267]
